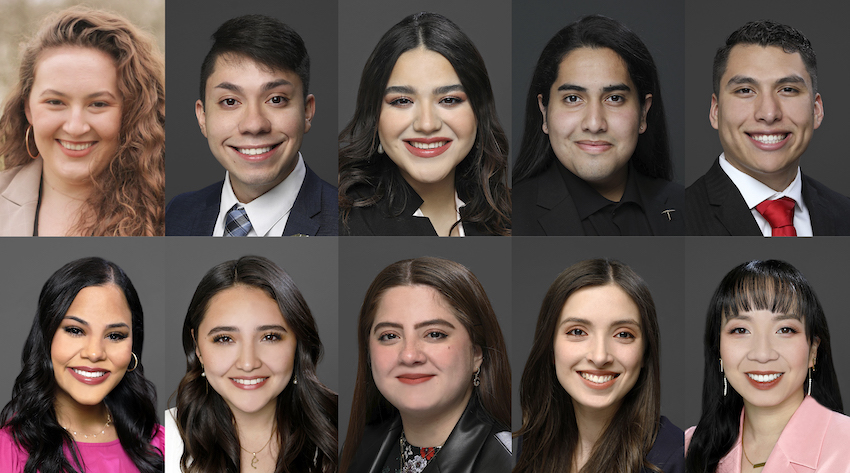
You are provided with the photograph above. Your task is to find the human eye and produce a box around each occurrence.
[563,94,581,104]
[388,97,413,107]
[439,96,465,106]
[106,331,129,341]
[267,95,289,106]
[606,94,625,104]
[377,332,399,342]
[565,328,586,337]
[734,87,754,96]
[212,334,234,344]
[728,327,749,335]
[777,326,799,335]
[614,330,636,339]
[63,326,84,337]
[261,332,282,342]
[425,331,448,340]
[219,97,239,108]
[45,99,64,106]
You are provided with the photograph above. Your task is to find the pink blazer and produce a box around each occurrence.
[0,158,40,236]
[686,396,850,472]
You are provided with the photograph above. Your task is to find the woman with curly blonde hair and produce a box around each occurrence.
[0,6,164,236]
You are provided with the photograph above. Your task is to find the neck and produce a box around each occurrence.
[742,392,804,447]
[54,393,109,434]
[572,400,617,466]
[400,387,471,447]
[401,169,460,236]
[590,166,628,202]
[42,169,93,202]
[232,402,278,450]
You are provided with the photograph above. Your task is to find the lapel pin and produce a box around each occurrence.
[661,209,675,221]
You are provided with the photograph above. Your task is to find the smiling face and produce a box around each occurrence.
[195,285,297,418]
[720,309,817,412]
[378,47,477,192]
[25,46,122,190]
[554,284,644,418]
[369,285,482,421]
[710,45,824,191]
[196,54,315,203]
[539,47,650,197]
[51,285,133,411]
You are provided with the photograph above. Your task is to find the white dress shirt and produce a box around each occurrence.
[718,153,812,237]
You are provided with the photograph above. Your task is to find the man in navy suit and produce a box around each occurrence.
[166,15,337,236]
[687,20,850,236]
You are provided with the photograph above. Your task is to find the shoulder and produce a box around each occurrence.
[166,181,223,212]
[801,174,850,207]
[151,423,165,456]
[684,425,696,451]
[0,159,41,195]
[647,416,685,473]
[0,426,27,472]
[164,408,185,473]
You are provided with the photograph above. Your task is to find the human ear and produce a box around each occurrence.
[809,337,820,368]
[304,94,315,134]
[195,100,207,137]
[812,93,824,130]
[709,94,720,130]
[639,94,653,134]
[538,94,549,135]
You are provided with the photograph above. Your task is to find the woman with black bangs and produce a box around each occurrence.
[339,12,511,236]
[686,260,849,472]
[0,257,163,473]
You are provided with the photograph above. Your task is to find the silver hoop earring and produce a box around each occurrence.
[473,367,481,387]
[377,143,384,155]
[127,352,139,372]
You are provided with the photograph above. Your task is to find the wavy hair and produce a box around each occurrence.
[340,256,510,472]
[339,12,511,236]
[513,15,671,184]
[514,259,662,473]
[0,257,162,473]
[174,256,337,473]
[0,6,165,235]
[685,260,842,473]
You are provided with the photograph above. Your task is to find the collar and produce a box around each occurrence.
[556,160,644,220]
[718,153,806,212]
[1,157,42,206]
[216,153,306,236]
[412,191,466,236]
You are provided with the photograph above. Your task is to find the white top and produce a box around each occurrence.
[718,153,812,236]
[164,408,185,473]
[213,153,307,236]
[412,191,466,237]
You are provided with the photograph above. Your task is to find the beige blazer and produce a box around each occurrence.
[0,157,41,236]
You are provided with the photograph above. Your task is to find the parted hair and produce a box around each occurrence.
[174,256,337,473]
[0,257,162,473]
[514,259,662,473]
[0,6,165,235]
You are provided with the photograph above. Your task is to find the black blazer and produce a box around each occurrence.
[686,159,850,236]
[345,397,511,473]
[165,164,338,236]
[512,162,685,235]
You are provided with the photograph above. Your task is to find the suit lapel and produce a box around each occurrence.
[801,175,834,236]
[635,173,684,235]
[534,164,584,235]
[704,160,762,236]
[283,164,322,236]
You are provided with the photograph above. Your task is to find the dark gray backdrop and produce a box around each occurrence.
[511,237,688,431]
[337,0,512,154]
[0,238,167,414]
[512,0,686,185]
[165,0,339,204]
[338,237,511,447]
[161,237,340,412]
[685,0,850,194]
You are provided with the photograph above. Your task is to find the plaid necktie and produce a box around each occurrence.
[224,204,252,237]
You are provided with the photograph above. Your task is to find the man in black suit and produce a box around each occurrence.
[166,15,337,236]
[687,20,850,236]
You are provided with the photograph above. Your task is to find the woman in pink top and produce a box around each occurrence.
[685,260,850,473]
[0,257,164,472]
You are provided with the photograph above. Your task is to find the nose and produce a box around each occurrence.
[62,106,92,136]
[587,336,613,367]
[237,341,262,371]
[748,332,780,363]
[581,101,607,133]
[399,337,426,365]
[754,93,782,123]
[238,102,272,135]
[81,337,106,362]
[413,103,442,134]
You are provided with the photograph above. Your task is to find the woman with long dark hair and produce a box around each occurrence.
[512,16,684,236]
[167,255,337,473]
[685,260,849,472]
[515,259,683,473]
[339,12,510,236]
[0,257,163,472]
[0,6,165,236]
[340,257,511,472]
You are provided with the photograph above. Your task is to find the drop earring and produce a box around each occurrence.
[377,143,384,154]
[720,359,727,397]
[293,375,298,385]
[473,367,481,387]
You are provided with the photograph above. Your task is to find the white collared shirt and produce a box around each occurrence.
[213,153,307,236]
[718,153,812,237]
[412,192,466,237]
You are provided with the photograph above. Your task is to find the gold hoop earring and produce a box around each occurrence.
[25,125,39,159]
[127,352,139,372]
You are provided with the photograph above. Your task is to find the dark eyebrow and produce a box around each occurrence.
[62,316,128,330]
[207,326,238,336]
[384,85,414,95]
[557,84,586,92]
[40,89,119,100]
[263,79,293,92]
[725,75,758,89]
[558,317,590,329]
[372,318,456,334]
[434,84,464,95]
[602,83,631,93]
[775,75,807,87]
[257,324,288,332]
[558,317,639,329]
[214,82,242,93]
[384,84,465,96]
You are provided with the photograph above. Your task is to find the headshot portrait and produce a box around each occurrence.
[165,1,338,237]
[338,1,511,236]
[685,0,850,236]
[0,4,165,236]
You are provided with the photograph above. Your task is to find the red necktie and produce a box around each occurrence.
[755,197,797,237]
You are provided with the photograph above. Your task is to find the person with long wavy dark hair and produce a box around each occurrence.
[340,256,511,473]
[0,257,163,472]
[167,255,337,473]
[0,6,165,236]
[515,259,683,473]
[338,12,511,236]
[685,260,849,472]
[512,15,684,236]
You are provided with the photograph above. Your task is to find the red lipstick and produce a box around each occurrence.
[746,371,784,390]
[68,367,110,385]
[404,137,451,158]
[397,374,435,385]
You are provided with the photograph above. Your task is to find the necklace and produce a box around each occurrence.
[63,412,112,440]
[241,430,275,470]
[742,435,766,469]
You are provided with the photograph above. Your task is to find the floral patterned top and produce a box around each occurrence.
[380,433,441,473]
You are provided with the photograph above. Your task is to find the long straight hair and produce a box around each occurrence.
[514,259,662,473]
[686,260,842,473]
[340,257,511,472]
[339,12,511,236]
[0,257,162,473]
[174,256,337,473]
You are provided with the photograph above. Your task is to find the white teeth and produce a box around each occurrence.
[748,373,783,383]
[581,372,616,384]
[409,141,447,150]
[60,141,94,151]
[751,134,787,144]
[73,369,106,378]
[232,377,267,385]
[237,146,273,155]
